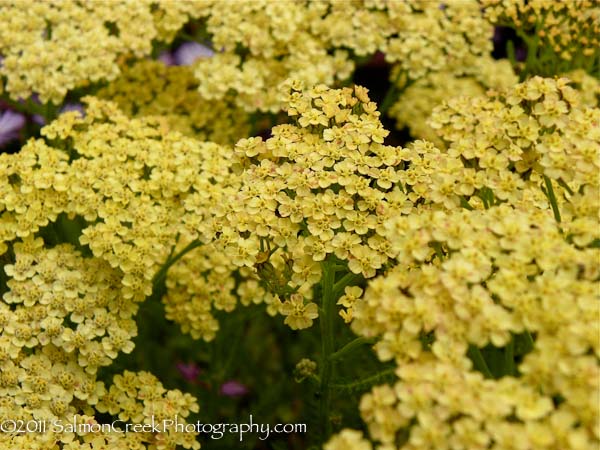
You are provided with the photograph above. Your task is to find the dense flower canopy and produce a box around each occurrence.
[0,0,198,104]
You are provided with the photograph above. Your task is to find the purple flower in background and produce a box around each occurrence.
[158,51,176,66]
[0,110,26,147]
[173,42,214,66]
[61,102,84,116]
[515,47,527,63]
[219,380,249,397]
[31,114,46,126]
[176,362,202,382]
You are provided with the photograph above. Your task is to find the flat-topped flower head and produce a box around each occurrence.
[388,58,518,147]
[214,83,416,312]
[192,1,495,112]
[328,76,600,450]
[426,76,599,245]
[205,82,421,327]
[96,371,199,448]
[97,60,249,145]
[0,1,201,104]
[350,203,599,449]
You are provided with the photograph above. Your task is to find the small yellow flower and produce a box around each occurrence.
[279,294,319,330]
[337,286,363,323]
[325,429,373,450]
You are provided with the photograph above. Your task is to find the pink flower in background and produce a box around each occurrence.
[173,42,214,66]
[176,362,202,382]
[0,110,25,147]
[219,380,249,397]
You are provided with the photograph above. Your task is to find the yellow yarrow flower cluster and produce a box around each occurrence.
[162,245,239,342]
[211,82,417,328]
[1,370,199,450]
[325,428,373,450]
[97,60,250,145]
[309,0,494,80]
[96,371,199,450]
[3,240,135,373]
[0,0,495,109]
[192,0,494,113]
[192,0,354,112]
[0,97,254,447]
[389,58,518,146]
[0,0,197,104]
[383,0,494,80]
[563,69,600,107]
[348,205,599,449]
[0,240,159,448]
[482,0,600,70]
[38,98,238,302]
[328,76,599,449]
[429,76,599,244]
[40,98,245,341]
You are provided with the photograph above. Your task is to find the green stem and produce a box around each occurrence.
[524,330,535,351]
[543,175,561,223]
[557,178,574,196]
[330,367,396,393]
[332,272,362,299]
[43,101,59,123]
[504,337,516,376]
[332,264,349,272]
[431,242,445,261]
[467,346,493,379]
[516,13,545,79]
[249,112,259,137]
[219,309,249,381]
[460,197,474,210]
[152,239,202,289]
[329,337,376,362]
[506,40,517,67]
[379,69,408,114]
[318,259,336,439]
